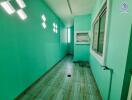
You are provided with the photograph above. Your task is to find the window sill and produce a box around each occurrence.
[90,49,105,66]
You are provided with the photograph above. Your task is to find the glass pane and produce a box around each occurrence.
[76,33,89,42]
[68,28,71,43]
[92,20,99,51]
[98,11,106,55]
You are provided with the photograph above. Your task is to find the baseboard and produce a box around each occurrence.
[15,55,67,99]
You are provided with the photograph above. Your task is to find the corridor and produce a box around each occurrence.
[17,56,102,100]
[0,0,132,99]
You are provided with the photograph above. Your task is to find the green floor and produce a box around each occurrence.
[17,56,102,100]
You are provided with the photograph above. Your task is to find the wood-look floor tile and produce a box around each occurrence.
[16,56,102,100]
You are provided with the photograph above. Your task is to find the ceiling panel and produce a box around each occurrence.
[44,0,96,26]
[70,0,96,15]
[44,0,74,26]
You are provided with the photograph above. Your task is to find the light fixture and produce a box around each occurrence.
[0,1,15,15]
[17,9,27,20]
[56,29,58,33]
[53,28,56,32]
[68,28,71,43]
[55,24,58,28]
[42,14,46,22]
[53,22,56,27]
[53,29,58,33]
[16,0,26,8]
[42,22,46,29]
[53,22,58,33]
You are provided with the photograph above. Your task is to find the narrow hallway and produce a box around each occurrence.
[17,56,102,100]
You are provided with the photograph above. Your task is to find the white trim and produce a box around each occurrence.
[127,76,132,100]
[90,50,104,65]
[90,0,110,65]
[74,30,91,45]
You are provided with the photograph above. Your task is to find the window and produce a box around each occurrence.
[68,28,71,43]
[98,10,106,54]
[92,20,99,51]
[92,4,107,56]
[75,32,90,44]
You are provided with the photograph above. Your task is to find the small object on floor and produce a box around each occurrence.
[67,74,71,77]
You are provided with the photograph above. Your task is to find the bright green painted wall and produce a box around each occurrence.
[74,45,90,61]
[74,15,91,31]
[90,55,110,99]
[90,0,132,100]
[106,0,132,99]
[73,14,91,61]
[0,0,67,100]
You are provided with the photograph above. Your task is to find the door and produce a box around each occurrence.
[127,74,132,100]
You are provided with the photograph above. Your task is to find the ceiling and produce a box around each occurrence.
[44,0,96,27]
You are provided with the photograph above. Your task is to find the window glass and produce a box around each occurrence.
[92,20,99,52]
[92,4,107,56]
[98,10,106,55]
[68,28,71,43]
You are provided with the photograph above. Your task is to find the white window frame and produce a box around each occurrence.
[90,0,110,65]
[74,31,91,45]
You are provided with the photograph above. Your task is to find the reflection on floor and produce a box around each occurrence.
[17,56,102,100]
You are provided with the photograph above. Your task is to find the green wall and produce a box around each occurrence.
[0,0,67,99]
[73,14,91,61]
[90,0,132,100]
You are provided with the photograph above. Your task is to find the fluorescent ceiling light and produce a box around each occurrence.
[68,28,71,43]
[54,29,57,33]
[53,22,56,27]
[16,0,26,8]
[53,28,56,32]
[56,29,58,33]
[17,9,27,20]
[0,1,15,15]
[42,14,46,22]
[55,24,58,28]
[42,22,46,29]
